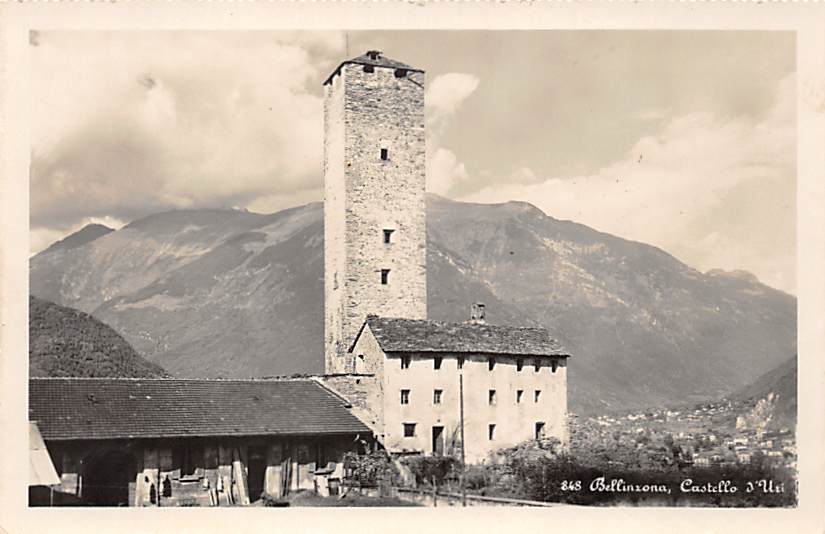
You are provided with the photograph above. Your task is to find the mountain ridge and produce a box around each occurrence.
[30,196,796,415]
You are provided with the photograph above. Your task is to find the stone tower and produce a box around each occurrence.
[323,50,427,374]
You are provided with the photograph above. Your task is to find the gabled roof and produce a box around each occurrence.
[323,50,423,85]
[30,378,371,441]
[29,422,60,486]
[352,316,570,358]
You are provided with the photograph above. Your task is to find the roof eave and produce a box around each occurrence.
[323,60,424,86]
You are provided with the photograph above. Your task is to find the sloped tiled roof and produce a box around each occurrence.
[355,316,570,358]
[324,50,423,85]
[30,378,371,441]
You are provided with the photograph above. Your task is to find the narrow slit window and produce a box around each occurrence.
[400,389,410,405]
[534,390,542,403]
[551,360,558,373]
[488,389,497,405]
[380,148,389,161]
[401,356,411,369]
[516,390,524,404]
[433,389,442,405]
[383,229,394,244]
[534,359,541,372]
[488,424,496,441]
[516,358,524,372]
[457,356,464,370]
[434,356,443,370]
[535,422,546,440]
[381,269,390,285]
[488,357,496,371]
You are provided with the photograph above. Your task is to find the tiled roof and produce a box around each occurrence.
[324,50,423,85]
[30,378,372,441]
[355,316,570,357]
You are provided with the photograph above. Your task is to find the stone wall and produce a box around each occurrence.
[323,60,427,374]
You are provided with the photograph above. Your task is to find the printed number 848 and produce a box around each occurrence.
[561,480,582,491]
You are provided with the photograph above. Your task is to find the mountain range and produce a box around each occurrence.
[29,195,797,415]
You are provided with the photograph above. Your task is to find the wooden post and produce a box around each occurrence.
[459,372,467,507]
[432,475,437,507]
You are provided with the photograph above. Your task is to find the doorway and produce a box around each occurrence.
[247,445,268,502]
[432,426,445,455]
[82,448,136,506]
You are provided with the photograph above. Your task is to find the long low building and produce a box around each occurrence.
[29,377,373,506]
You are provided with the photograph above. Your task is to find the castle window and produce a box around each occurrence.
[401,355,411,369]
[516,390,524,404]
[383,229,394,244]
[551,360,558,373]
[457,356,464,369]
[433,389,443,404]
[434,356,442,370]
[488,424,496,441]
[534,390,542,403]
[363,65,374,73]
[381,269,390,285]
[488,389,497,405]
[535,422,546,440]
[380,148,389,161]
[400,389,410,405]
[403,423,416,438]
[395,68,408,78]
[516,358,524,372]
[534,359,541,372]
[488,357,496,371]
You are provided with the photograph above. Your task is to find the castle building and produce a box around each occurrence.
[322,51,570,463]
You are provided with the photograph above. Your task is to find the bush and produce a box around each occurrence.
[401,455,460,487]
[343,451,398,488]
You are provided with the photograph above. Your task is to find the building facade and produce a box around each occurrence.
[323,51,428,373]
[321,51,571,463]
[29,378,372,506]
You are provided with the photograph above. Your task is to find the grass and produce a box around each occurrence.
[270,490,419,507]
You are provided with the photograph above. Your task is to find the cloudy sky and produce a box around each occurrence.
[29,30,796,294]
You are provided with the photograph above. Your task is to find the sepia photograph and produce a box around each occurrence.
[2,3,824,532]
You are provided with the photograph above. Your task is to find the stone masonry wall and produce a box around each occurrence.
[323,60,427,374]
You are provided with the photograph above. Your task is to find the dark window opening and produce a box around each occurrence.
[400,389,410,405]
[516,390,524,403]
[488,424,496,440]
[488,357,496,371]
[433,389,443,404]
[383,229,394,243]
[457,356,465,369]
[551,360,558,373]
[380,148,389,160]
[363,65,374,73]
[534,359,541,372]
[516,358,524,372]
[403,423,416,438]
[488,389,497,405]
[535,422,546,440]
[401,355,411,369]
[395,68,408,78]
[381,269,390,285]
[534,390,542,403]
[434,356,443,370]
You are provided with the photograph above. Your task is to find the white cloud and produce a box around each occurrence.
[424,72,480,195]
[462,74,796,293]
[30,31,343,241]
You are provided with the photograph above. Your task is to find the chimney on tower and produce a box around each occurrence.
[469,303,486,324]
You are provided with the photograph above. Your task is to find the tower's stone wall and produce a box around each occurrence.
[324,61,427,374]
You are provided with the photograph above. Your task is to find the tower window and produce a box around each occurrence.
[488,357,496,371]
[363,65,374,73]
[488,424,496,441]
[534,359,541,372]
[434,356,442,370]
[516,390,524,404]
[516,358,524,372]
[401,355,411,369]
[457,356,464,369]
[383,229,394,244]
[535,422,546,440]
[433,389,442,404]
[400,389,410,405]
[381,269,390,285]
[551,360,558,373]
[380,148,389,161]
[403,423,416,438]
[534,390,542,403]
[488,389,497,405]
[395,68,408,78]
